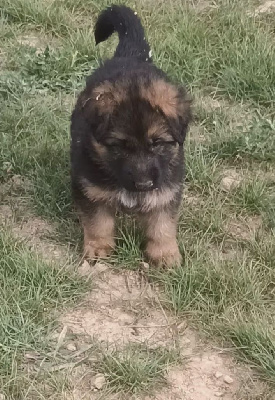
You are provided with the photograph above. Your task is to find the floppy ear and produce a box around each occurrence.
[176,86,192,143]
[92,82,127,115]
[141,80,192,143]
[76,81,128,141]
[79,81,127,117]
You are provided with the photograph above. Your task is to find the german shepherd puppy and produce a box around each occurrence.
[71,5,192,267]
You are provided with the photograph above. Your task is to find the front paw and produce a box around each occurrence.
[84,238,115,260]
[145,240,182,268]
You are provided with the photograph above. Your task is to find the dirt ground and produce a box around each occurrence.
[1,177,267,399]
[60,263,263,399]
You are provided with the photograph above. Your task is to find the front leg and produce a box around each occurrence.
[72,181,116,260]
[140,208,182,268]
[81,203,115,260]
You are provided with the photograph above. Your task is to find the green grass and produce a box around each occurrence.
[0,0,275,397]
[0,232,87,397]
[207,115,275,162]
[97,345,178,395]
[0,0,75,35]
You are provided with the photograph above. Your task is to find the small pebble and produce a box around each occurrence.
[214,392,223,397]
[215,371,223,379]
[223,375,234,384]
[89,356,97,363]
[78,260,91,276]
[220,176,239,191]
[24,352,40,361]
[92,374,106,390]
[67,343,76,352]
[91,262,109,276]
[177,321,187,331]
[140,261,150,271]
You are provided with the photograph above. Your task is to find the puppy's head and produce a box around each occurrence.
[81,77,191,192]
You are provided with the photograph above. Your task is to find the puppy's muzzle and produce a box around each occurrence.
[135,180,154,191]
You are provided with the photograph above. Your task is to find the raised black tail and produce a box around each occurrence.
[94,5,152,62]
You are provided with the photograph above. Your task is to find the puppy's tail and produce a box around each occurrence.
[95,5,152,61]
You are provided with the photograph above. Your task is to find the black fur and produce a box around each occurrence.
[95,5,151,61]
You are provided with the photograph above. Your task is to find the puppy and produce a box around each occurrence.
[70,5,192,267]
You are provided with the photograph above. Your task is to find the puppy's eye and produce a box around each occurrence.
[104,139,125,148]
[105,142,119,148]
[151,140,162,147]
[151,140,177,147]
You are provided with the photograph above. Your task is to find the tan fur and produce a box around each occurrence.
[147,120,171,140]
[92,139,108,158]
[80,182,182,265]
[81,179,179,212]
[118,186,178,212]
[81,179,115,204]
[92,81,127,114]
[140,80,182,118]
[79,77,191,120]
[77,81,127,115]
[109,131,128,141]
[140,210,182,267]
[170,142,180,162]
[81,206,115,259]
[91,133,128,159]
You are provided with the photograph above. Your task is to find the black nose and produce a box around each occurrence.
[135,180,154,191]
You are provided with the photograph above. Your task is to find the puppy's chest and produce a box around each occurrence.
[115,188,176,213]
[81,179,179,212]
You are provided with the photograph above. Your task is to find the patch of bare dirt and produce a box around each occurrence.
[189,0,218,13]
[18,35,43,48]
[227,216,263,241]
[60,264,259,399]
[196,94,254,129]
[1,203,66,261]
[254,0,275,14]
[147,355,240,400]
[220,169,242,192]
[196,94,228,112]
[0,178,67,262]
[136,0,214,10]
[188,124,207,143]
[17,32,58,55]
[183,187,202,206]
[210,245,242,263]
[61,265,176,349]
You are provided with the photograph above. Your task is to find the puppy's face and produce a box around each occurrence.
[99,112,178,192]
[82,78,191,192]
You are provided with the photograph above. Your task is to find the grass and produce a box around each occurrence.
[0,231,86,397]
[97,345,178,394]
[0,0,275,397]
[0,0,75,35]
[207,115,275,162]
